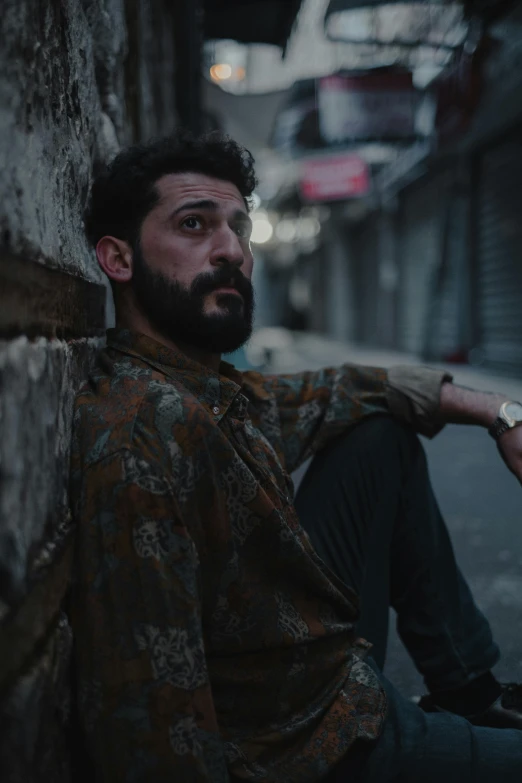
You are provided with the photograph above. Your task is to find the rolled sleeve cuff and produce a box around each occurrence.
[386,365,453,438]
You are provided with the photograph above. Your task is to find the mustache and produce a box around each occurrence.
[191,268,253,301]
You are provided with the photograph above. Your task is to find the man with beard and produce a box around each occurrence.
[70,131,522,783]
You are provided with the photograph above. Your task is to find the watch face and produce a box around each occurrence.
[504,402,522,423]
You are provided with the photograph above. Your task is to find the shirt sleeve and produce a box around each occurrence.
[386,364,453,439]
[260,363,451,474]
[69,447,229,783]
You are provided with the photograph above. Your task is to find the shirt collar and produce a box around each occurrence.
[106,328,268,420]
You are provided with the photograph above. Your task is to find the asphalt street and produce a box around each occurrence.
[260,331,522,698]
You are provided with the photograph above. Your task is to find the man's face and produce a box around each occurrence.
[131,171,255,354]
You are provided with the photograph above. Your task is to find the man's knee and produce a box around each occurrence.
[315,415,424,476]
[345,414,420,454]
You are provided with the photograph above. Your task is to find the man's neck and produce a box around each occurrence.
[116,313,222,373]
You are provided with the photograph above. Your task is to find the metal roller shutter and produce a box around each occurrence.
[424,181,466,362]
[476,134,522,377]
[396,176,447,355]
[353,217,380,346]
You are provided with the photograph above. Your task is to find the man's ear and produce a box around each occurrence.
[96,236,133,283]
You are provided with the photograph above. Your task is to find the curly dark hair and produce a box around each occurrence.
[84,130,257,249]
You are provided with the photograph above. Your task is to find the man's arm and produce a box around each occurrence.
[439,381,507,427]
[70,448,229,782]
[254,364,449,474]
[439,381,522,483]
[255,363,522,481]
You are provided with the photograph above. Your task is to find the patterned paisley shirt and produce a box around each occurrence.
[69,329,450,783]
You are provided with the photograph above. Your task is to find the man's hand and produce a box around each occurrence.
[439,381,522,484]
[497,427,522,485]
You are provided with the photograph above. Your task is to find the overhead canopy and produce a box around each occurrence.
[204,80,290,154]
[203,0,304,47]
[324,0,466,47]
[324,0,517,36]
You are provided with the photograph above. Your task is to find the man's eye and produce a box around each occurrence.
[235,223,251,239]
[182,216,203,230]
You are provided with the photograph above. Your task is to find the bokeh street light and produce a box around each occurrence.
[250,210,274,244]
[209,63,246,83]
[275,218,298,243]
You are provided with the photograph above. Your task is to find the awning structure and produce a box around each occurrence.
[202,0,473,97]
[324,0,465,47]
[203,0,304,48]
[324,0,516,30]
[323,0,468,78]
[204,80,291,152]
[203,1,517,96]
[202,0,515,205]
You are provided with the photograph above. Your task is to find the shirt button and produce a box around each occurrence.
[212,405,220,415]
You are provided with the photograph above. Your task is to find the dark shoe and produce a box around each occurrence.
[417,683,522,730]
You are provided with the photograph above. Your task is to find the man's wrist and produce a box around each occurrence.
[478,392,511,428]
[439,381,508,428]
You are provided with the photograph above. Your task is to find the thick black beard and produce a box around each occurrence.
[130,245,255,355]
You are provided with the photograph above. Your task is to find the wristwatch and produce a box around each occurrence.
[488,400,522,440]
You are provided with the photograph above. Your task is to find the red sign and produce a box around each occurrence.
[299,154,370,202]
[318,70,418,144]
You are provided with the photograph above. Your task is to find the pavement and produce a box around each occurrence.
[259,331,522,697]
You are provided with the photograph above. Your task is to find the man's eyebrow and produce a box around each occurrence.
[172,199,219,216]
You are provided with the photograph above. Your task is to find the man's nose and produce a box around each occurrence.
[210,225,245,268]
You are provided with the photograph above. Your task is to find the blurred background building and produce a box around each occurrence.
[203,0,522,377]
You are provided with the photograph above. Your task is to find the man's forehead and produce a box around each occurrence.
[155,172,246,211]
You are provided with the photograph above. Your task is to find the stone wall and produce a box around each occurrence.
[0,1,178,779]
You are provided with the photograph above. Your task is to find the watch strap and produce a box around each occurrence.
[489,417,512,440]
[489,400,522,440]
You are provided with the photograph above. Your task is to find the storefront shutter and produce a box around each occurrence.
[396,176,446,355]
[424,183,465,362]
[476,133,522,376]
[353,217,380,345]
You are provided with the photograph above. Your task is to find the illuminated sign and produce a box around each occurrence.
[299,154,370,202]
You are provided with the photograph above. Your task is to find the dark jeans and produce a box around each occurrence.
[294,416,522,782]
[334,662,522,783]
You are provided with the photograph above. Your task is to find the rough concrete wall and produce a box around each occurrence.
[0,340,99,783]
[0,1,178,780]
[0,0,123,278]
[124,0,179,140]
